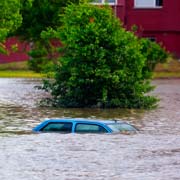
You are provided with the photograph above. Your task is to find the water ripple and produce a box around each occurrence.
[0,78,180,179]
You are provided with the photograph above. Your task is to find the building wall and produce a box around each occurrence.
[126,0,180,31]
[0,37,29,64]
[123,0,180,57]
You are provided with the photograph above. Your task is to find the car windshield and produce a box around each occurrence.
[107,123,137,132]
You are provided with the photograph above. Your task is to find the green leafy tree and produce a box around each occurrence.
[140,38,168,73]
[14,0,79,72]
[40,2,168,109]
[0,0,22,53]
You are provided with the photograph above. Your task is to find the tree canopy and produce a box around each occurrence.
[17,0,74,41]
[0,0,22,53]
[13,0,80,72]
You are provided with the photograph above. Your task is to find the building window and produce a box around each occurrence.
[146,37,156,42]
[156,0,163,6]
[92,0,116,5]
[135,0,163,8]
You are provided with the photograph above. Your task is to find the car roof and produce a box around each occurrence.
[43,118,125,125]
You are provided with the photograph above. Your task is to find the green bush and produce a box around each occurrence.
[28,44,48,72]
[40,2,167,109]
[140,38,168,75]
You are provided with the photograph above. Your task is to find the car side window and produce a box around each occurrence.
[75,123,107,133]
[41,122,72,133]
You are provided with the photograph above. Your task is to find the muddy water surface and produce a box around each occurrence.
[0,78,179,180]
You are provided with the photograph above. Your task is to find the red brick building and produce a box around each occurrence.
[1,0,180,63]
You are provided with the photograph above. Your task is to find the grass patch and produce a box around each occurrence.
[155,58,180,72]
[0,61,43,78]
[153,72,180,79]
[0,61,29,71]
[0,70,42,78]
[154,58,180,78]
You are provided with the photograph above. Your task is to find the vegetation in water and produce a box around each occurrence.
[39,2,168,109]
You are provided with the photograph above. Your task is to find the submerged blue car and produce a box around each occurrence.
[33,118,138,134]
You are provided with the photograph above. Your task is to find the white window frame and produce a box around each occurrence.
[134,0,163,8]
[92,0,117,5]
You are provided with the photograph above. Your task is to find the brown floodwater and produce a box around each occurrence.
[0,78,179,180]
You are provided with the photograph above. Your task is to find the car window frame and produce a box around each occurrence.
[41,122,73,133]
[75,123,108,133]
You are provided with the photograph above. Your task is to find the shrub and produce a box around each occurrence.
[40,2,167,109]
[140,38,168,78]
